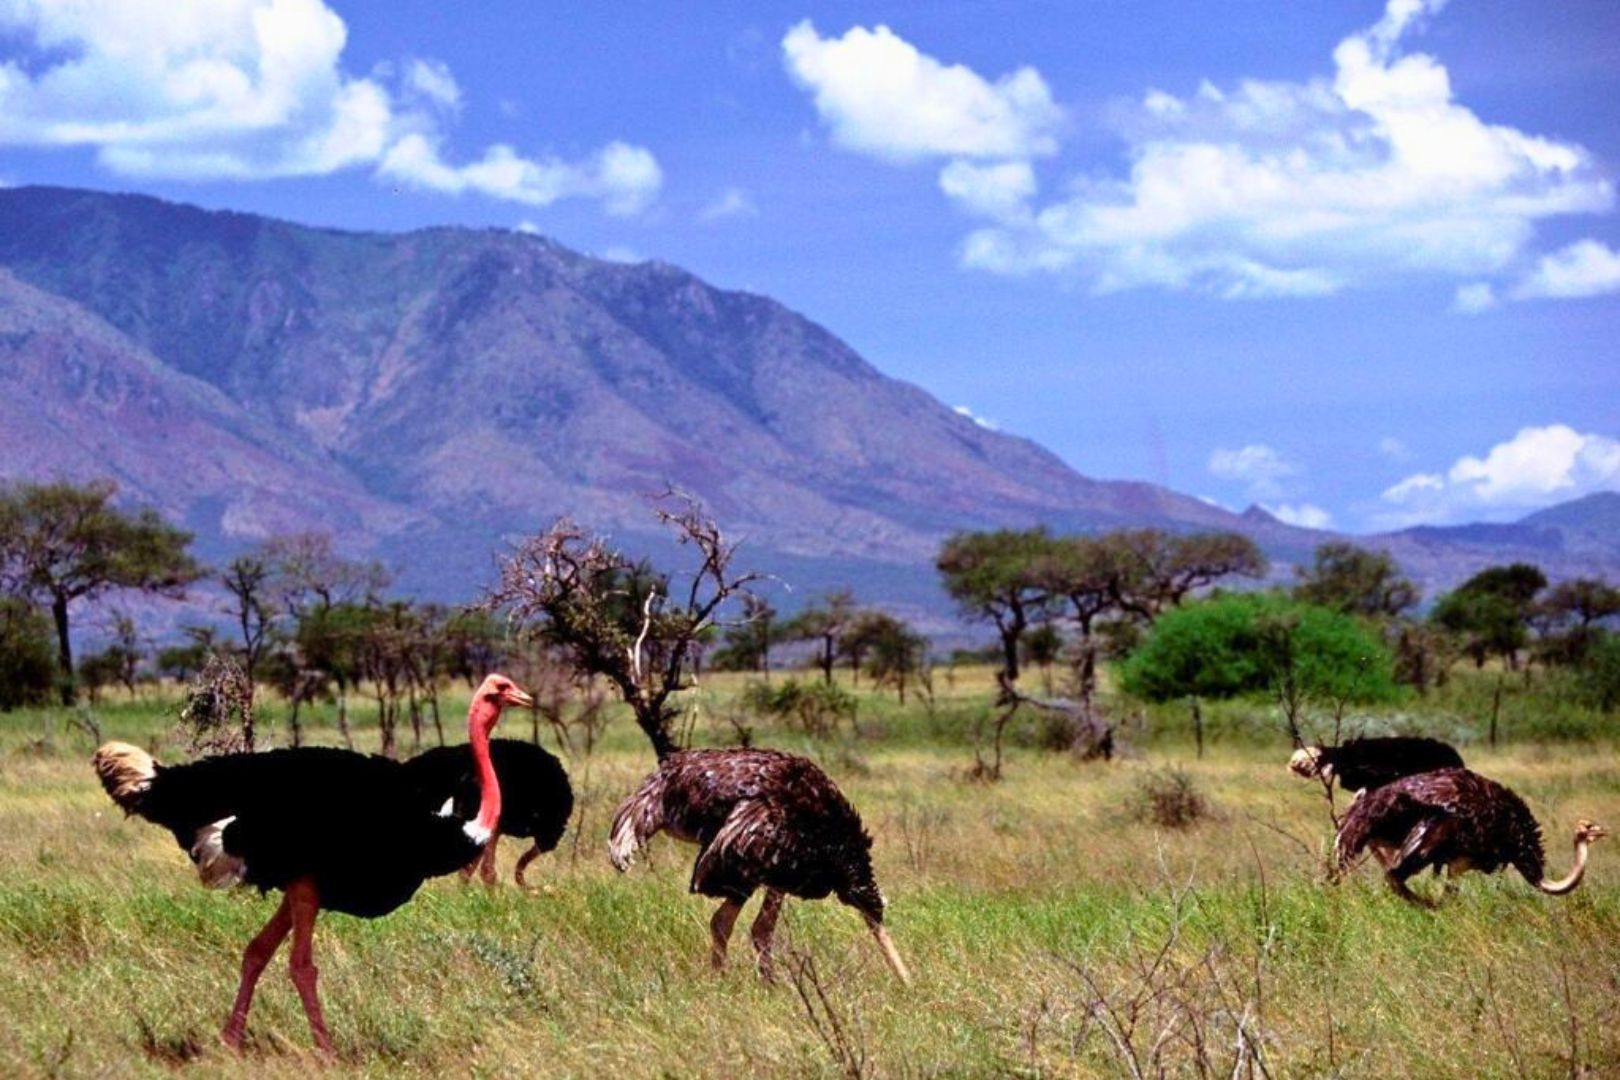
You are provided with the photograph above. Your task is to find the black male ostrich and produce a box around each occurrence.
[91,673,533,1053]
[1335,766,1607,906]
[1290,736,1464,794]
[609,748,910,984]
[403,739,573,886]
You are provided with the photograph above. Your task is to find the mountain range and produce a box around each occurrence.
[0,185,1614,626]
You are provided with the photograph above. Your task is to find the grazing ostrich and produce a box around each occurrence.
[403,739,574,886]
[609,748,910,984]
[91,674,533,1053]
[1290,736,1464,795]
[1335,766,1607,906]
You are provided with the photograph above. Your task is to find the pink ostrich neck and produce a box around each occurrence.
[466,698,502,839]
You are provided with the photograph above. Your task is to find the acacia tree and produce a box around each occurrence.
[859,613,929,704]
[221,555,276,688]
[266,531,391,744]
[712,594,778,677]
[0,480,201,703]
[1432,562,1547,670]
[1536,577,1620,665]
[487,494,762,759]
[1293,542,1418,620]
[787,589,856,685]
[936,528,1053,691]
[1100,529,1268,620]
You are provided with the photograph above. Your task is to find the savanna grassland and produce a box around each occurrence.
[1,667,1617,1079]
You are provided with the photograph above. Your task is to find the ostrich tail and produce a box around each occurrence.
[608,773,666,872]
[92,741,157,815]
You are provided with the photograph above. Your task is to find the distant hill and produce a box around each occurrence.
[0,185,1614,626]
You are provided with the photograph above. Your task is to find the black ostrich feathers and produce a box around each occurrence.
[1291,736,1464,793]
[403,739,574,883]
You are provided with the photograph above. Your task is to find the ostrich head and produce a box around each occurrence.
[1288,746,1329,780]
[1576,819,1609,846]
[472,673,534,729]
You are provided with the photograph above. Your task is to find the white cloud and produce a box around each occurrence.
[699,187,759,222]
[953,404,999,431]
[378,136,660,215]
[1453,282,1496,313]
[404,58,461,113]
[1262,502,1334,529]
[0,0,661,215]
[781,20,1061,163]
[939,160,1036,223]
[598,245,644,264]
[1510,239,1620,300]
[938,0,1613,298]
[1378,424,1620,525]
[1208,443,1300,499]
[514,220,540,235]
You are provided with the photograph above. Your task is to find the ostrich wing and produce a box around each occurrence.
[690,798,790,899]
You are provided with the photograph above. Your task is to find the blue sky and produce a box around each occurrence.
[1,0,1616,533]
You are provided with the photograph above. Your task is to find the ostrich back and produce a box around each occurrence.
[611,748,881,910]
[129,748,485,917]
[1336,767,1545,881]
[403,739,574,851]
[1319,736,1464,792]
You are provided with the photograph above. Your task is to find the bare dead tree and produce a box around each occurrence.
[486,492,763,759]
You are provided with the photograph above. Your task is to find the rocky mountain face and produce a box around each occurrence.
[0,185,1613,620]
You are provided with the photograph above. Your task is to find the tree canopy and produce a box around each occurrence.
[0,480,201,703]
[1120,592,1398,705]
[1293,542,1417,619]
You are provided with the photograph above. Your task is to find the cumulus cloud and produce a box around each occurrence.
[1262,502,1334,529]
[0,0,660,214]
[1377,424,1620,525]
[781,20,1061,163]
[380,136,661,216]
[1208,443,1300,499]
[1510,239,1620,300]
[699,187,759,222]
[939,0,1613,298]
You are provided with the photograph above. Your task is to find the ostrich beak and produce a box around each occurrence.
[501,685,536,710]
[864,915,911,986]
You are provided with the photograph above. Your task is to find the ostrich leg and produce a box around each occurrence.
[709,899,743,969]
[221,895,293,1049]
[478,831,501,885]
[286,878,335,1054]
[514,843,541,887]
[749,889,785,982]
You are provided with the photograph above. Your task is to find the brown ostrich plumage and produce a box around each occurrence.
[1335,767,1607,905]
[609,748,909,983]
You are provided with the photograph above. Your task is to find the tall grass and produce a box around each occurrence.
[0,669,1615,1076]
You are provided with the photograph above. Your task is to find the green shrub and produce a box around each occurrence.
[1119,592,1399,705]
[739,678,857,738]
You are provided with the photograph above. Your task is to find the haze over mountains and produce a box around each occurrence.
[0,186,1615,620]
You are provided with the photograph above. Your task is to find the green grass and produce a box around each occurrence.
[0,670,1617,1077]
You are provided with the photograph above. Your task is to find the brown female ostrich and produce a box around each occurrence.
[609,748,909,984]
[92,674,533,1052]
[1336,766,1607,906]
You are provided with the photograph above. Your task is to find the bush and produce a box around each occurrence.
[1576,632,1620,713]
[740,678,857,738]
[1130,768,1208,829]
[0,597,55,711]
[1119,592,1399,705]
